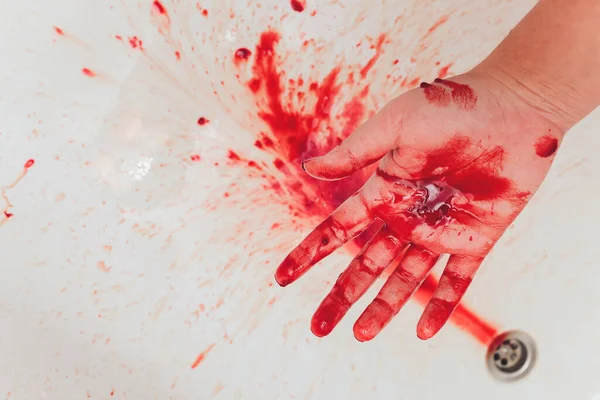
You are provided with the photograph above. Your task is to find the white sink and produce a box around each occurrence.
[1,0,599,398]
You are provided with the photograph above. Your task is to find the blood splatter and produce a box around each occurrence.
[1,159,35,227]
[202,9,209,17]
[152,0,167,14]
[422,15,449,40]
[420,81,450,107]
[437,63,452,78]
[227,150,241,161]
[53,26,64,35]
[191,344,216,369]
[241,29,496,344]
[190,154,201,162]
[234,48,252,65]
[291,0,305,12]
[82,68,96,78]
[434,78,477,111]
[534,135,558,158]
[360,34,386,78]
[197,117,209,126]
[128,36,143,50]
[151,0,171,32]
[175,51,181,60]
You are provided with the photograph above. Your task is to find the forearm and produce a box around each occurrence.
[474,0,600,131]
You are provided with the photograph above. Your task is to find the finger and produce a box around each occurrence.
[275,192,374,287]
[310,229,407,337]
[303,100,402,180]
[353,246,439,342]
[416,254,484,340]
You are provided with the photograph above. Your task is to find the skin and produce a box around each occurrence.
[275,0,600,341]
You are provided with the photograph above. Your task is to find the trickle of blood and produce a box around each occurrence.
[1,159,35,227]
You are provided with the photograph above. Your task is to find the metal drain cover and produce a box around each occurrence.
[486,330,536,381]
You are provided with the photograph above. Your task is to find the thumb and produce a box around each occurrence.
[303,100,403,180]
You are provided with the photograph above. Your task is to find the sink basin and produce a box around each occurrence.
[1,0,599,398]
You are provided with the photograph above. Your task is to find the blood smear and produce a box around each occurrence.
[237,29,498,345]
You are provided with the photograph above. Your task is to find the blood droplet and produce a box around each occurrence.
[82,68,96,78]
[53,26,64,35]
[234,48,252,65]
[291,0,305,12]
[197,117,209,126]
[24,159,35,168]
[534,135,558,158]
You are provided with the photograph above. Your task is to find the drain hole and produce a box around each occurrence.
[486,331,536,382]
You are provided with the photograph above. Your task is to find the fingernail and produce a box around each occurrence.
[301,157,316,172]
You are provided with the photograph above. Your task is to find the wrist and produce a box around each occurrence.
[472,56,593,133]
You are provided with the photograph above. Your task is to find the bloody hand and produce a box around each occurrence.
[275,72,563,341]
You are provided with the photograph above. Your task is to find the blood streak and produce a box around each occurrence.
[437,63,452,78]
[1,159,35,227]
[415,275,497,345]
[244,30,495,344]
[151,0,171,32]
[534,135,558,158]
[53,26,64,35]
[420,82,450,107]
[434,78,477,111]
[82,68,96,78]
[191,344,216,369]
[360,34,386,78]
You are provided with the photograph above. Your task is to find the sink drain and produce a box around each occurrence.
[486,330,536,381]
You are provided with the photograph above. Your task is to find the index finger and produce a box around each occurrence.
[275,191,374,286]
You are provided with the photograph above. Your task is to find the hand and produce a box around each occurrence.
[274,71,564,341]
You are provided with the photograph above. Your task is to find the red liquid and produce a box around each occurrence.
[243,30,497,345]
[534,135,558,158]
[291,0,305,12]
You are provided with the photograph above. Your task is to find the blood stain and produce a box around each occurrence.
[420,81,450,107]
[291,0,305,12]
[53,26,64,35]
[437,63,452,78]
[82,68,96,78]
[1,159,35,227]
[190,154,201,162]
[534,135,558,158]
[244,29,496,345]
[175,51,181,60]
[234,48,252,66]
[227,150,241,161]
[191,344,216,369]
[434,78,477,111]
[197,117,209,126]
[152,0,167,14]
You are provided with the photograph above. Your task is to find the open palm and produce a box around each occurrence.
[275,73,562,341]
